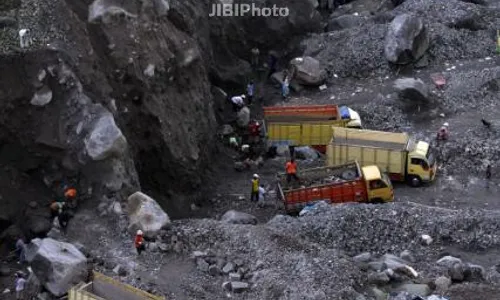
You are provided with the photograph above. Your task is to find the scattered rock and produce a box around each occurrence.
[229,272,241,281]
[399,250,415,263]
[127,192,171,238]
[394,283,431,297]
[222,262,235,274]
[230,281,249,293]
[144,64,155,77]
[353,252,372,263]
[464,263,485,281]
[368,271,391,285]
[196,258,209,272]
[434,276,451,293]
[420,234,433,245]
[394,78,429,103]
[220,210,257,225]
[384,14,430,64]
[208,265,221,276]
[437,256,462,268]
[449,263,464,282]
[327,15,364,31]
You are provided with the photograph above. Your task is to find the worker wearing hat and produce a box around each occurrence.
[134,230,146,255]
[437,122,449,141]
[251,174,260,202]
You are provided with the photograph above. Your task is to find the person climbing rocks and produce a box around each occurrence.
[229,135,239,150]
[58,204,70,229]
[285,158,299,184]
[251,174,260,202]
[248,120,261,145]
[257,184,266,207]
[230,94,246,112]
[247,80,255,104]
[50,200,65,220]
[14,271,26,300]
[282,76,290,99]
[63,186,77,209]
[436,122,449,141]
[135,230,146,255]
[251,47,259,68]
[267,51,277,78]
[15,237,26,264]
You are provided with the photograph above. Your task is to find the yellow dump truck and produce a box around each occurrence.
[327,127,437,187]
[68,271,165,300]
[264,104,362,153]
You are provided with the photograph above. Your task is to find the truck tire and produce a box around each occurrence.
[341,170,357,180]
[407,175,422,187]
[371,198,383,204]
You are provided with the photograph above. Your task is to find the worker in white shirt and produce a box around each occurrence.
[257,184,266,207]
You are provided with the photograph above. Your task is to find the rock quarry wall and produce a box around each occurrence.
[0,0,321,247]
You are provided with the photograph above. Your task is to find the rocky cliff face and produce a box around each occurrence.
[0,0,321,243]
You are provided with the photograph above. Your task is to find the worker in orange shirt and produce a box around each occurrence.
[285,158,299,183]
[135,230,146,255]
[64,186,77,209]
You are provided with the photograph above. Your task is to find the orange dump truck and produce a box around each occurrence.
[277,161,393,213]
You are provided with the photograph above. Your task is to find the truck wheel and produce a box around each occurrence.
[371,198,383,204]
[408,175,422,187]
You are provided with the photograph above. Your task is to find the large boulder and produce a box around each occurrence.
[289,56,327,86]
[327,15,364,31]
[221,210,257,225]
[394,78,429,103]
[384,14,430,64]
[127,192,171,238]
[84,113,127,161]
[236,106,250,128]
[26,238,88,297]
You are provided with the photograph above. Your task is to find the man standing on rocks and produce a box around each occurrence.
[436,122,449,141]
[285,159,299,184]
[251,174,260,202]
[258,184,266,207]
[247,81,255,104]
[14,271,26,300]
[15,237,26,264]
[230,95,245,112]
[135,230,146,255]
[251,47,259,69]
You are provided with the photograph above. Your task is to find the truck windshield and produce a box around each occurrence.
[426,147,436,166]
[381,172,392,188]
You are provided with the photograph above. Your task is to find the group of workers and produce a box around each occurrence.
[49,185,77,230]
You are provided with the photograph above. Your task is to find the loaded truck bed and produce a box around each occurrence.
[278,161,369,213]
[332,137,413,150]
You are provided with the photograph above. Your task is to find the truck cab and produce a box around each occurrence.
[362,166,394,203]
[406,141,437,187]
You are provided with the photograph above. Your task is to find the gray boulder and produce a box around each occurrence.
[127,192,171,238]
[221,210,257,225]
[464,263,485,281]
[353,252,372,263]
[384,14,430,64]
[434,276,451,293]
[449,263,464,282]
[394,78,429,103]
[394,283,431,297]
[85,113,127,161]
[26,238,88,297]
[289,56,327,86]
[236,106,250,128]
[30,86,53,106]
[328,15,364,31]
[368,271,391,285]
[436,255,462,268]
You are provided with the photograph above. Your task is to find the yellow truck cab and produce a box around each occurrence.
[327,127,437,187]
[362,165,394,203]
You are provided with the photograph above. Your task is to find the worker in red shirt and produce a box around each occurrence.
[135,230,146,255]
[248,120,261,144]
[64,186,77,209]
[285,158,299,183]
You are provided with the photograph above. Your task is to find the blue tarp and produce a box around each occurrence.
[339,106,350,119]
